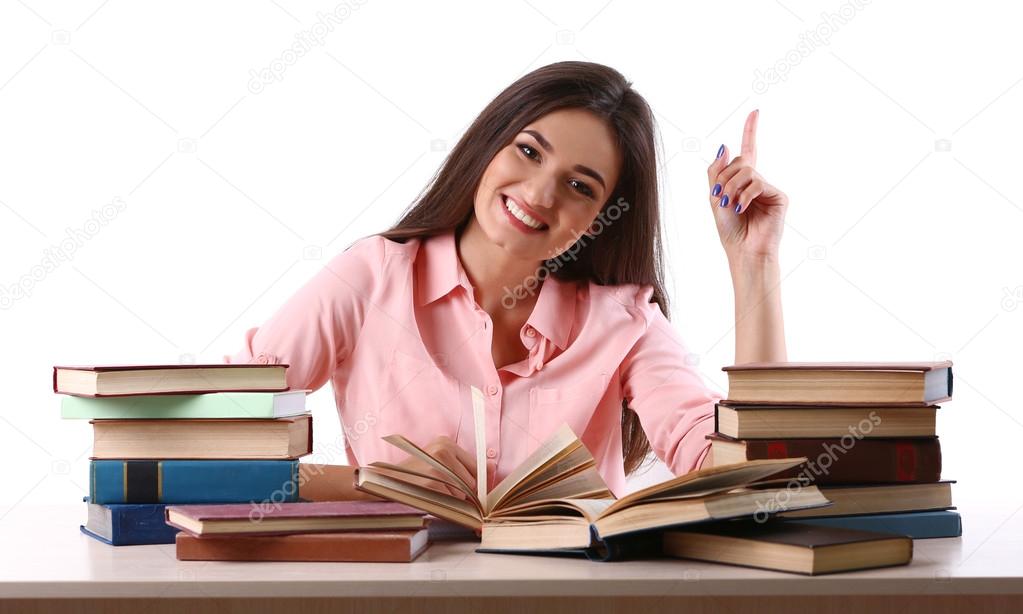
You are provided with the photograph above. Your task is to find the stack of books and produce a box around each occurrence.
[704,361,961,539]
[54,363,310,546]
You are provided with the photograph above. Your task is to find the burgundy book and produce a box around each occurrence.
[165,500,429,537]
[707,433,941,484]
[53,364,289,397]
[721,361,953,406]
[175,529,430,562]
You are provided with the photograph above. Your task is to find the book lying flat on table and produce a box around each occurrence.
[80,496,178,546]
[165,501,428,537]
[175,529,430,562]
[62,390,309,419]
[714,403,938,438]
[355,387,830,560]
[53,364,289,396]
[89,415,312,460]
[663,519,913,575]
[722,361,953,405]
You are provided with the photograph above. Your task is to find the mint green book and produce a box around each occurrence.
[61,390,309,419]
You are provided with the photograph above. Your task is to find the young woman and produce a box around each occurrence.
[225,61,788,501]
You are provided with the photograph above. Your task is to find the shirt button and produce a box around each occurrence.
[525,326,536,337]
[486,448,497,459]
[486,384,499,396]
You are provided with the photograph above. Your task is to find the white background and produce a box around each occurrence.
[0,0,1019,550]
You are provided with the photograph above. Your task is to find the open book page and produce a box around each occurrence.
[498,464,612,510]
[602,458,808,516]
[381,434,478,499]
[487,497,616,523]
[485,423,596,512]
[355,466,482,529]
[367,461,483,516]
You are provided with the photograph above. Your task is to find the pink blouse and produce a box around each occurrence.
[225,229,719,496]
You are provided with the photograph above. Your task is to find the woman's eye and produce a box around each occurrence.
[517,143,538,160]
[570,179,595,198]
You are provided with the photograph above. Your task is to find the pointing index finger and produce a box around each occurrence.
[741,109,759,166]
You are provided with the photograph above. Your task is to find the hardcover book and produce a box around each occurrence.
[89,414,312,460]
[707,433,942,484]
[53,364,289,396]
[79,497,178,546]
[721,361,953,405]
[165,500,429,537]
[663,519,913,575]
[89,459,301,504]
[175,529,430,562]
[62,390,309,419]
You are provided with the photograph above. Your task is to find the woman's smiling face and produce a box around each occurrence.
[472,107,623,262]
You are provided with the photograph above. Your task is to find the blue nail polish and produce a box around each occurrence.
[712,184,721,197]
[720,194,729,208]
[734,202,742,213]
[716,144,724,159]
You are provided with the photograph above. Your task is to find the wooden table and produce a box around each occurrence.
[1,504,1021,613]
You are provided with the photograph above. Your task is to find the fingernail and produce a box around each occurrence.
[712,184,721,197]
[720,194,729,208]
[716,144,725,159]
[734,202,742,213]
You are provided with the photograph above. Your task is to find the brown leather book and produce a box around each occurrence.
[89,414,312,460]
[165,500,429,537]
[174,529,430,562]
[721,361,952,405]
[707,433,942,484]
[53,364,289,396]
[663,519,912,575]
[714,403,938,438]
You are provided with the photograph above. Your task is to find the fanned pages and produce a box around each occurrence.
[354,385,830,553]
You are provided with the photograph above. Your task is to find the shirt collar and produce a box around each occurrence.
[415,229,577,351]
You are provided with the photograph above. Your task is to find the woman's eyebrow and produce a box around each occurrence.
[521,129,606,190]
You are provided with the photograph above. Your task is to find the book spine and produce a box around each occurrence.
[108,503,180,545]
[584,525,663,562]
[90,460,300,504]
[784,511,962,539]
[174,532,422,562]
[742,438,941,484]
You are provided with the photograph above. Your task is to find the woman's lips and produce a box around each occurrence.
[500,194,548,234]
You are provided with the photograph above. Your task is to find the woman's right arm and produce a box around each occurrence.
[224,236,386,501]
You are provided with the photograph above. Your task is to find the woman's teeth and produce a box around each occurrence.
[503,196,547,230]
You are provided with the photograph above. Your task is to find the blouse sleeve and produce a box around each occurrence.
[222,236,384,393]
[619,285,722,475]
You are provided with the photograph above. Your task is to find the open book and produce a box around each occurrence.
[355,386,830,558]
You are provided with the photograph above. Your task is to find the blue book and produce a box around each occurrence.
[785,510,962,539]
[90,459,300,504]
[80,497,179,545]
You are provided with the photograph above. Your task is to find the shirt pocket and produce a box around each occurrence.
[375,347,462,446]
[530,371,611,443]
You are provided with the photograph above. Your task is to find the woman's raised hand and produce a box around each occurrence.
[707,109,789,262]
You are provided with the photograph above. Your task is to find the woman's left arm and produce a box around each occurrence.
[707,109,789,364]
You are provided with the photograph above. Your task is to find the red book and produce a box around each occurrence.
[175,529,430,562]
[165,501,429,537]
[707,433,941,484]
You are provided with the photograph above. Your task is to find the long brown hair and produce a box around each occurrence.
[375,61,668,476]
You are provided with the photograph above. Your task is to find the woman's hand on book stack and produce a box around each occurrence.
[397,435,477,500]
